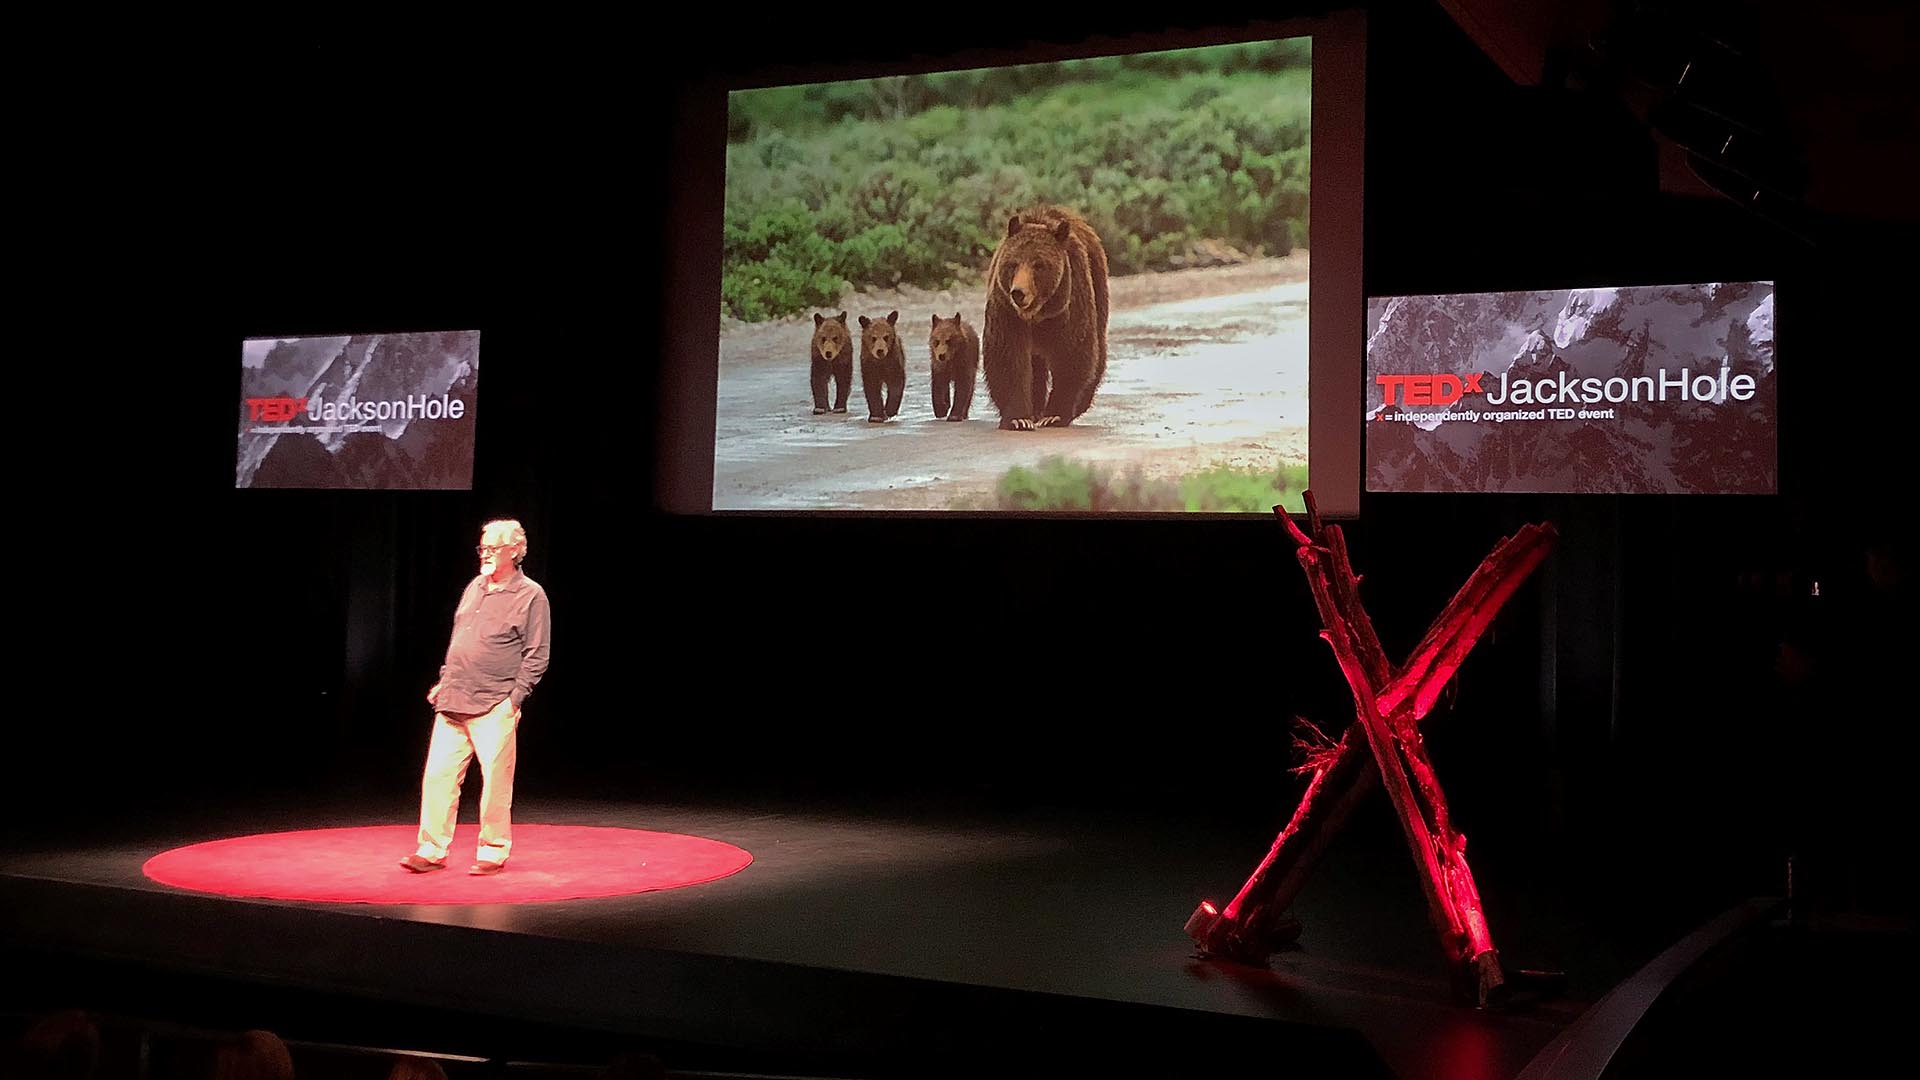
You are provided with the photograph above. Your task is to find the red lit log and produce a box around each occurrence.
[1206,725,1376,958]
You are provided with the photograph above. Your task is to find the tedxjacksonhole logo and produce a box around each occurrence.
[242,393,468,430]
[1374,367,1759,423]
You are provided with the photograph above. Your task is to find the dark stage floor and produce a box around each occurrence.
[4,793,1663,1078]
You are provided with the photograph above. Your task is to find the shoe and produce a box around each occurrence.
[469,861,505,876]
[399,854,446,873]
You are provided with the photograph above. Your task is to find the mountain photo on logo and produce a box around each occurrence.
[237,331,483,490]
[1365,283,1776,495]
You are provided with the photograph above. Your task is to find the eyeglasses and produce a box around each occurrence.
[476,544,514,556]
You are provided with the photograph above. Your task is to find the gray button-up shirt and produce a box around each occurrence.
[437,570,551,715]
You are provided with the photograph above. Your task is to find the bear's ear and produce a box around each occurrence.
[814,313,824,327]
[1054,218,1072,242]
[836,310,847,323]
[930,314,940,329]
[1007,214,1023,236]
[953,312,961,323]
[859,315,870,328]
[887,310,898,325]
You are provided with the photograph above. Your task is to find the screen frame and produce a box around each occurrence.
[235,327,485,493]
[657,9,1366,519]
[1361,279,1779,496]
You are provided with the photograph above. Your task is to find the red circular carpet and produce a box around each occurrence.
[142,824,752,904]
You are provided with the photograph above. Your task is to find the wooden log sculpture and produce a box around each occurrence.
[1185,493,1557,1006]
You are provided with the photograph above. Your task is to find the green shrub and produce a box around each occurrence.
[722,42,1312,320]
[993,456,1308,513]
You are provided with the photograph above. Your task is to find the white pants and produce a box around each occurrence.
[415,701,519,865]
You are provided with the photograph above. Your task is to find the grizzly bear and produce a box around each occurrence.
[928,313,980,421]
[809,310,853,415]
[859,310,907,423]
[981,206,1110,430]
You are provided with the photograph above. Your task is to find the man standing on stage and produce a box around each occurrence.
[400,518,551,875]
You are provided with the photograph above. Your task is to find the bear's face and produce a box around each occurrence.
[811,311,850,363]
[929,313,968,365]
[996,215,1074,322]
[858,311,901,362]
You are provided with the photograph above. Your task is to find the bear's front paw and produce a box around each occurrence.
[945,413,966,422]
[812,406,828,415]
[999,417,1035,431]
[832,406,848,413]
[1034,415,1066,428]
[868,415,887,424]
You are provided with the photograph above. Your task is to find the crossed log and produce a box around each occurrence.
[1185,494,1557,1006]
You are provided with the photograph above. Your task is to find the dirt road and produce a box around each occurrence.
[714,254,1309,510]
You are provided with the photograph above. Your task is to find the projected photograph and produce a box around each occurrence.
[237,330,481,490]
[1366,283,1776,495]
[715,38,1311,512]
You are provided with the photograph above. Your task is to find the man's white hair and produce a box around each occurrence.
[482,519,528,564]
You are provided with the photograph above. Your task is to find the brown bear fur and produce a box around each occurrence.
[928,313,980,421]
[809,310,853,414]
[981,206,1110,430]
[858,310,906,422]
